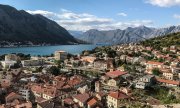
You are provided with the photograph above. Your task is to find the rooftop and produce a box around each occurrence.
[87,98,97,106]
[156,78,180,85]
[108,91,129,100]
[73,93,90,103]
[147,61,163,65]
[106,70,127,78]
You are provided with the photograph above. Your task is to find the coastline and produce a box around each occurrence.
[0,43,92,49]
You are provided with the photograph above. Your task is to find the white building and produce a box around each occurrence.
[22,59,44,67]
[19,88,30,100]
[5,54,18,61]
[1,61,17,69]
[54,51,67,61]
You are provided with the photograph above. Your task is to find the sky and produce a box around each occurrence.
[1,0,180,31]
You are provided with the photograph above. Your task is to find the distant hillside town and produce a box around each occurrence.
[0,33,179,108]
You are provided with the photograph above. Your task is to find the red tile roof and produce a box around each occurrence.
[55,81,65,89]
[36,97,47,104]
[63,85,71,89]
[106,70,127,78]
[1,79,11,88]
[31,85,42,94]
[108,91,129,100]
[147,61,163,65]
[43,86,57,97]
[64,98,74,105]
[6,92,19,100]
[96,92,106,97]
[73,93,90,103]
[156,78,180,85]
[87,98,97,106]
[68,78,82,87]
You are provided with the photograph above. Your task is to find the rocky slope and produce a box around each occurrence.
[76,25,180,44]
[0,4,78,45]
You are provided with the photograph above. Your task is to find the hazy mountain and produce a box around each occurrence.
[69,30,84,38]
[76,25,180,44]
[0,4,78,44]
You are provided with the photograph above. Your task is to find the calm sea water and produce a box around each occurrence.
[0,45,104,56]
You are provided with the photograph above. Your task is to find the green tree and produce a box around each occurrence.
[49,66,60,76]
[158,57,164,62]
[36,66,43,72]
[55,60,63,68]
[152,68,161,76]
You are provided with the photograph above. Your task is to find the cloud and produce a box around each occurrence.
[26,10,59,20]
[26,9,153,31]
[145,0,180,7]
[173,14,180,19]
[117,12,127,17]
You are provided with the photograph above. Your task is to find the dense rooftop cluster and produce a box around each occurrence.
[0,34,180,108]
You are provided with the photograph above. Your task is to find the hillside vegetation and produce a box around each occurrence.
[140,32,180,49]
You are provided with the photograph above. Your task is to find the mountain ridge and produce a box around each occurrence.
[0,4,78,45]
[73,25,180,44]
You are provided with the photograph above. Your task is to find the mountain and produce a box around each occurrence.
[69,30,84,38]
[0,4,78,45]
[76,25,180,44]
[141,32,180,49]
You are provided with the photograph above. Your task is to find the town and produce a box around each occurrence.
[0,43,179,108]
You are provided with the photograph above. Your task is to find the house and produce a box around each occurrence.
[140,75,155,84]
[126,56,133,63]
[1,79,11,88]
[1,61,17,69]
[107,91,129,108]
[95,92,107,101]
[58,88,78,100]
[77,85,89,94]
[146,61,164,69]
[5,92,32,108]
[119,87,132,96]
[105,70,127,87]
[73,93,90,107]
[42,85,57,100]
[81,56,96,63]
[37,98,62,108]
[162,71,174,80]
[22,59,44,67]
[107,78,120,87]
[117,66,125,72]
[135,75,155,89]
[54,50,67,61]
[106,70,127,79]
[67,75,85,89]
[120,55,127,62]
[146,47,152,51]
[171,60,180,67]
[93,59,114,70]
[5,54,18,61]
[171,66,180,73]
[63,98,75,107]
[135,81,147,89]
[162,47,168,52]
[170,45,177,53]
[31,84,43,97]
[103,70,127,87]
[95,81,102,93]
[145,61,164,74]
[19,88,30,100]
[87,98,98,108]
[156,78,180,87]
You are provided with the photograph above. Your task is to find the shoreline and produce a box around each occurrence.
[0,44,93,49]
